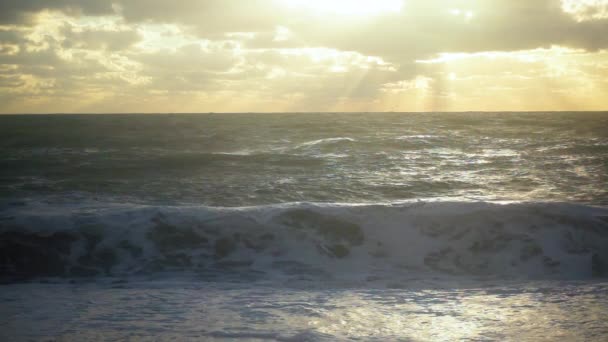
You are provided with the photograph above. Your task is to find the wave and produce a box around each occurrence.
[1,200,607,283]
[294,137,356,149]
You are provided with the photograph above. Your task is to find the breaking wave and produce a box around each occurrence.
[1,200,608,283]
[294,137,356,149]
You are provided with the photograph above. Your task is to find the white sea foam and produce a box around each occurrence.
[295,137,356,149]
[2,200,607,283]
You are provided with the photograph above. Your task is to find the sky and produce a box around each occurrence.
[0,0,607,113]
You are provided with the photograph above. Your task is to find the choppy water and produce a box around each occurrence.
[1,112,607,205]
[2,281,608,341]
[1,112,608,341]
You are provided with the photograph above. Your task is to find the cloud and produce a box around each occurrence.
[0,0,607,112]
[118,0,282,37]
[2,1,608,55]
[562,0,608,21]
[110,0,608,58]
[0,0,113,24]
[60,24,142,51]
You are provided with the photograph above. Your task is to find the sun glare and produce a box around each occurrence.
[282,0,403,16]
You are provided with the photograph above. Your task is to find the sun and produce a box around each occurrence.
[282,0,403,16]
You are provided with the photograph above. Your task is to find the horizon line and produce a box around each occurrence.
[1,110,608,115]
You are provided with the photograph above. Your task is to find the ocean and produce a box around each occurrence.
[1,112,608,341]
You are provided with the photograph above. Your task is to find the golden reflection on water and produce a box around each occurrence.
[3,283,607,341]
[309,289,595,341]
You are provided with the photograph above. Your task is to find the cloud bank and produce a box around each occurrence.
[1,0,607,112]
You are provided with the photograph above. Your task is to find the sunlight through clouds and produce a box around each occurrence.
[281,0,403,16]
[0,0,607,113]
[561,0,608,21]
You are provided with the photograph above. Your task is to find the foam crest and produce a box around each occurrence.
[1,201,607,283]
[295,137,356,149]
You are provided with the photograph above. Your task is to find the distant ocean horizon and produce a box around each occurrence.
[2,110,608,115]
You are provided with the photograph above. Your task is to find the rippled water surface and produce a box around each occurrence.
[2,281,607,341]
[1,112,606,205]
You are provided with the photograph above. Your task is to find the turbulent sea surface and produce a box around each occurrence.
[1,112,608,341]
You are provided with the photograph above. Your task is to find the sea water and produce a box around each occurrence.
[1,112,607,341]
